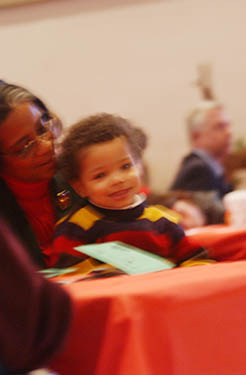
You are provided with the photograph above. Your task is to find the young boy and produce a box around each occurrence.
[50,113,206,266]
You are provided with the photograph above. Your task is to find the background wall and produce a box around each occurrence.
[0,0,245,192]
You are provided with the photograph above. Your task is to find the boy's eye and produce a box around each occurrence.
[94,172,105,180]
[122,163,132,170]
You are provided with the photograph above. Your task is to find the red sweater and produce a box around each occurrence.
[2,176,56,265]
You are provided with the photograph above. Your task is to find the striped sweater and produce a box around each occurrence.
[51,200,203,265]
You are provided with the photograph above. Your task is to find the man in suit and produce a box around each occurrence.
[170,100,233,199]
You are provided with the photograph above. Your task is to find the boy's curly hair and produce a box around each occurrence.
[58,113,148,182]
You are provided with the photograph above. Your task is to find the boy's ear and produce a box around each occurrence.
[70,180,86,197]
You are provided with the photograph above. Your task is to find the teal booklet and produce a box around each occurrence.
[74,241,176,275]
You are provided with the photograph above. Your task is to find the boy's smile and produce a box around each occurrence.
[73,136,142,209]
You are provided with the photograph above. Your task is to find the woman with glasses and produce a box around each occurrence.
[0,83,83,268]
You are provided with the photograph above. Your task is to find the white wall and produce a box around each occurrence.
[0,0,245,192]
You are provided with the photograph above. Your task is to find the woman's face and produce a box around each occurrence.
[0,103,56,182]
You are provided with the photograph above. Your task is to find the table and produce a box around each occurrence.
[50,260,246,375]
[186,224,246,261]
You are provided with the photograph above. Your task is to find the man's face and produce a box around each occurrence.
[197,107,232,160]
[0,103,56,182]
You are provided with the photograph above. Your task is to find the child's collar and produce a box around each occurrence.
[88,193,146,211]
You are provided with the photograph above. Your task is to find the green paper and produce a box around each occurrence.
[74,241,175,275]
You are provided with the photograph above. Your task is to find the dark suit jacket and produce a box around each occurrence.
[170,152,233,198]
[0,172,84,268]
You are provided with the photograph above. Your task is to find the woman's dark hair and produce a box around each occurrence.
[0,83,51,125]
[58,113,148,182]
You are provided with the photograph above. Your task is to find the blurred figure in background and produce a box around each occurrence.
[148,190,225,229]
[169,100,233,224]
[170,100,233,198]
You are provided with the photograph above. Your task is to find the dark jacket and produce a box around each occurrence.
[170,152,233,198]
[0,173,84,268]
[0,217,72,374]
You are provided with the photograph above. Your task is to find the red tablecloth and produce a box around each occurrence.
[186,224,246,261]
[50,260,246,375]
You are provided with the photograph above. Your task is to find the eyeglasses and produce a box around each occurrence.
[1,116,61,159]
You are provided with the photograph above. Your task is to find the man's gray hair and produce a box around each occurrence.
[186,100,222,138]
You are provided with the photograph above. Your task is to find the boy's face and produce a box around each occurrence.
[73,136,142,209]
